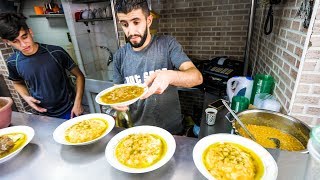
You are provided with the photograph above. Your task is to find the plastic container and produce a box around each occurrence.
[254,93,281,112]
[0,97,13,128]
[305,126,320,180]
[231,96,249,113]
[34,6,44,15]
[250,74,275,104]
[310,126,320,152]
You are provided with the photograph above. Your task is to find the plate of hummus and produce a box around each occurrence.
[0,126,34,164]
[95,83,148,106]
[53,113,115,145]
[105,126,176,173]
[193,134,278,180]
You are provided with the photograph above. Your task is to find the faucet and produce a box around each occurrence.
[98,46,113,66]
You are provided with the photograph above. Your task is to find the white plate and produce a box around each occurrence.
[53,113,115,145]
[105,126,176,173]
[193,133,278,180]
[0,126,35,164]
[95,83,148,106]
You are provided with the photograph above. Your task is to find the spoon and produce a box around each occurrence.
[222,100,257,142]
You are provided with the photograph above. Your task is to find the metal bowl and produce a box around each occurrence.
[229,109,310,153]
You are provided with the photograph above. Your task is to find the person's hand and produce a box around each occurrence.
[71,103,84,118]
[141,70,175,99]
[23,96,47,113]
[110,105,129,112]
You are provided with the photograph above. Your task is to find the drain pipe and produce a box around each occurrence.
[243,0,257,76]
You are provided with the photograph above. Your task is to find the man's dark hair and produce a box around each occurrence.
[0,13,28,41]
[115,0,150,17]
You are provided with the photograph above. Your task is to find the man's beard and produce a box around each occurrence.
[125,27,148,48]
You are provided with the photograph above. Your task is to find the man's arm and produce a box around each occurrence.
[142,61,203,98]
[12,81,47,112]
[170,61,203,87]
[69,67,85,118]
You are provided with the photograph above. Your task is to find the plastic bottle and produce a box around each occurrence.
[226,76,253,102]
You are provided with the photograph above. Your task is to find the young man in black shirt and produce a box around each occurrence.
[0,13,85,119]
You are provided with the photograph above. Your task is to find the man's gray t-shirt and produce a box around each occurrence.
[113,35,190,134]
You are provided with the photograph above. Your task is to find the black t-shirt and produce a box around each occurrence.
[6,43,77,117]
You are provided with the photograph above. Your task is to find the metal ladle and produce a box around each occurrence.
[269,137,281,149]
[222,100,257,142]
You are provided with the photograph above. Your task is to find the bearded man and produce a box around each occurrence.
[112,0,203,134]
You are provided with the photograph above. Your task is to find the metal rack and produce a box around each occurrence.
[75,17,113,25]
[29,14,65,19]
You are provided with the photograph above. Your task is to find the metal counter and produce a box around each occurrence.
[0,112,205,180]
[0,98,313,180]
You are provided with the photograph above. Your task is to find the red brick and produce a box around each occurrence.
[295,46,303,57]
[313,85,320,94]
[307,107,320,116]
[290,68,298,80]
[294,95,319,105]
[303,61,317,71]
[300,74,320,84]
[292,21,300,30]
[292,105,305,113]
[287,43,295,53]
[0,43,6,49]
[296,84,310,93]
[283,51,296,66]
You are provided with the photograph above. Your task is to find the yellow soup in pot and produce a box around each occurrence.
[0,133,27,158]
[203,142,264,180]
[238,124,305,151]
[115,133,167,168]
[65,118,108,143]
[100,86,145,104]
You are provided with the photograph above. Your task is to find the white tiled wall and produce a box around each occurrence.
[23,0,71,53]
[62,0,118,81]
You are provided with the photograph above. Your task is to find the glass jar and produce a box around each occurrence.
[116,110,133,128]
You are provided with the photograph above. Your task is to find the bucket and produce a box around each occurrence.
[0,97,13,128]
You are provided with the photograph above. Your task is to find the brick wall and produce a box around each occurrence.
[249,0,308,113]
[0,41,31,112]
[291,2,320,127]
[118,0,251,60]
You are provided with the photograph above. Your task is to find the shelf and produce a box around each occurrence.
[76,17,113,25]
[29,14,65,18]
[72,0,106,3]
[76,17,113,22]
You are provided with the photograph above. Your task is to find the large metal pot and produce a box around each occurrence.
[227,109,310,153]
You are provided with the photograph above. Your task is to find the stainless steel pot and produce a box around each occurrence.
[226,109,310,153]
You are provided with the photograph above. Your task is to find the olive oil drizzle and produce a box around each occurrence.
[0,133,27,159]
